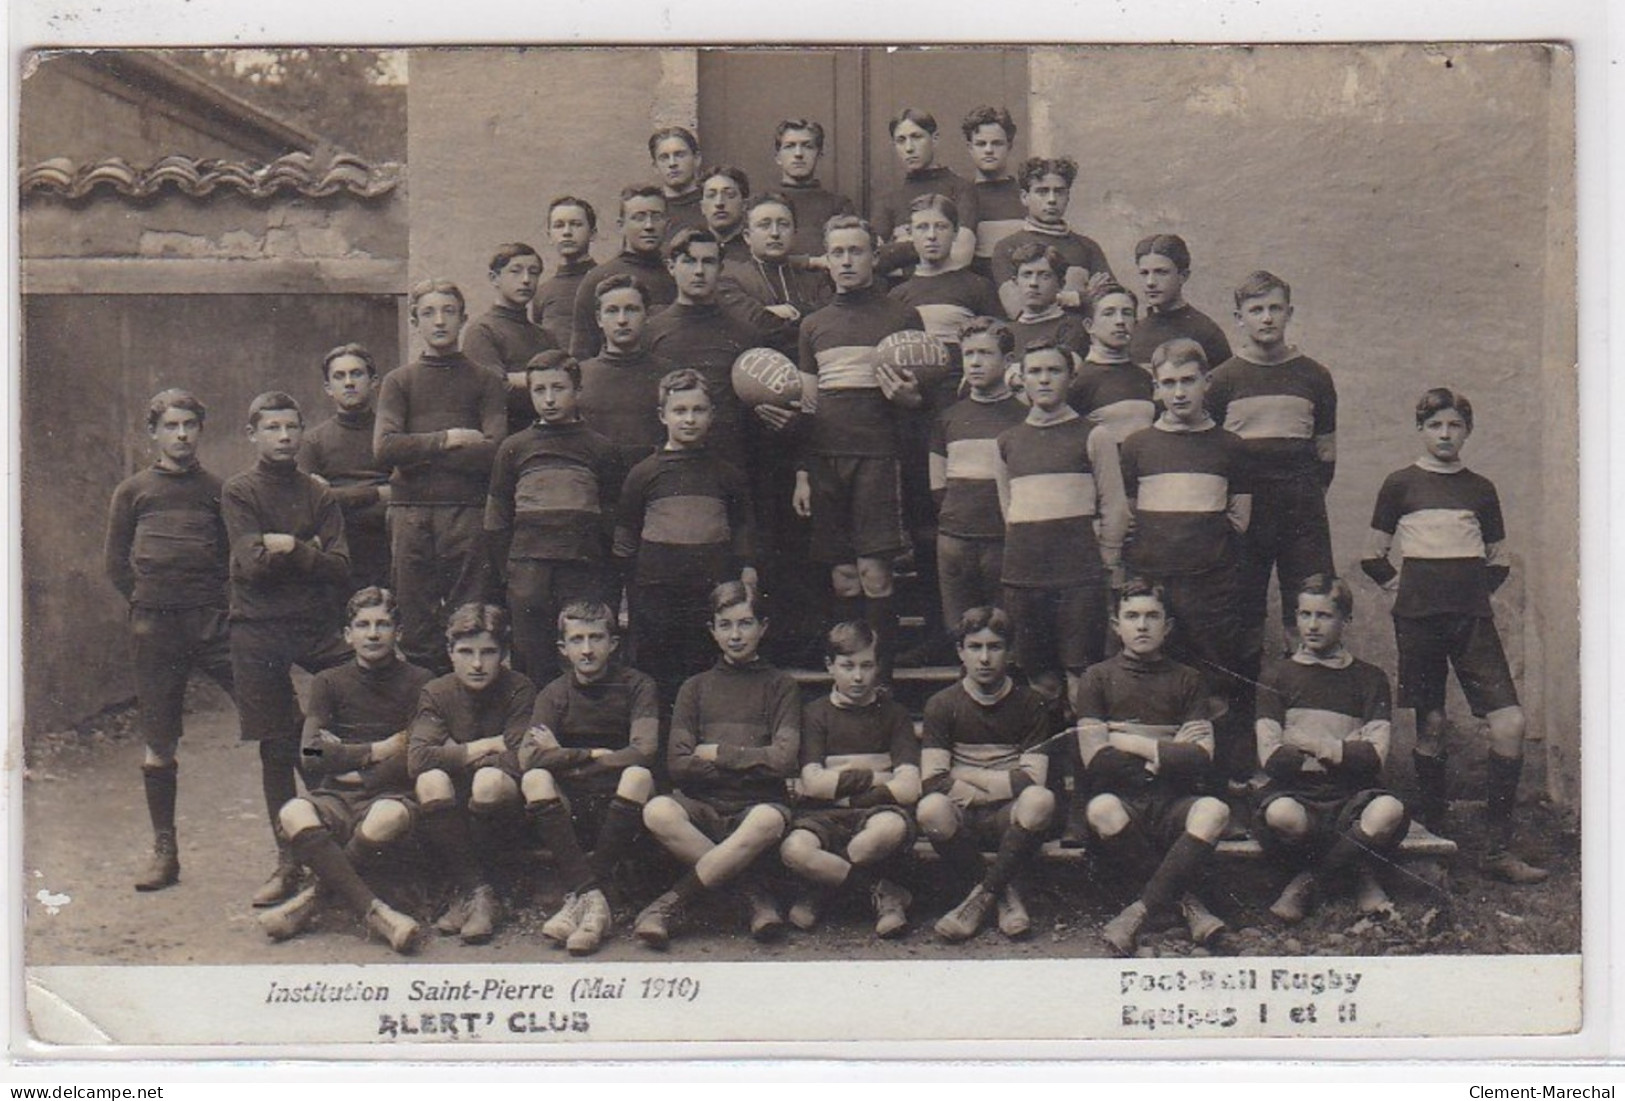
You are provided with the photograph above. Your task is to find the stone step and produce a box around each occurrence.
[911,821,1458,864]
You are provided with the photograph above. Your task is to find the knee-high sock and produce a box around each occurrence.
[141,761,178,835]
[291,826,377,916]
[418,805,483,892]
[1413,749,1449,830]
[259,740,299,834]
[983,822,1040,896]
[1095,822,1159,886]
[931,829,988,894]
[1486,751,1524,853]
[590,796,644,884]
[1142,833,1214,916]
[527,799,596,895]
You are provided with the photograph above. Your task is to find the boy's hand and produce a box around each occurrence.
[506,370,528,392]
[466,735,508,762]
[792,472,812,518]
[443,428,486,450]
[754,402,799,432]
[308,473,330,487]
[376,484,392,504]
[370,731,407,762]
[765,303,801,321]
[695,744,720,762]
[876,363,922,408]
[262,533,297,556]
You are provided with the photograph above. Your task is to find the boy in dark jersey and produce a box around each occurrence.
[961,106,1025,277]
[1076,579,1230,956]
[258,587,432,952]
[1127,234,1232,372]
[650,126,705,236]
[407,603,537,945]
[299,344,392,591]
[991,157,1114,318]
[570,186,676,360]
[224,391,353,907]
[781,621,920,937]
[917,606,1060,943]
[873,108,980,274]
[1361,388,1547,884]
[1004,242,1091,367]
[578,275,674,473]
[1072,281,1155,441]
[1207,271,1337,676]
[1119,338,1254,780]
[634,582,800,947]
[105,388,235,891]
[462,242,558,437]
[771,118,856,258]
[535,196,598,349]
[517,600,659,956]
[699,165,752,265]
[615,369,757,706]
[1254,575,1410,922]
[995,339,1130,704]
[374,278,508,673]
[485,351,620,679]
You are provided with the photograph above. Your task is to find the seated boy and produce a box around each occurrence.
[406,604,538,944]
[1127,234,1232,371]
[1072,282,1155,441]
[1004,242,1091,367]
[781,621,920,937]
[578,274,675,472]
[917,606,1060,943]
[485,350,620,679]
[105,388,235,891]
[299,344,393,591]
[258,587,433,952]
[517,601,659,956]
[1254,575,1409,922]
[1361,388,1547,883]
[535,196,599,349]
[461,242,559,436]
[1075,579,1230,955]
[634,582,800,947]
[223,391,353,907]
[991,157,1114,317]
[962,106,1026,278]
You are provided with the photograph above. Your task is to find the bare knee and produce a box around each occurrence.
[1360,795,1407,843]
[856,557,894,599]
[916,793,959,839]
[642,795,689,838]
[415,770,455,807]
[831,564,862,599]
[1263,798,1310,839]
[520,768,559,804]
[779,828,824,871]
[1086,794,1130,838]
[848,811,909,864]
[470,767,518,812]
[1185,796,1231,843]
[1487,706,1527,758]
[617,766,654,803]
[1013,785,1056,832]
[737,805,787,848]
[278,798,322,838]
[359,799,412,843]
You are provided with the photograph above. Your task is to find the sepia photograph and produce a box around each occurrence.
[12,32,1586,1054]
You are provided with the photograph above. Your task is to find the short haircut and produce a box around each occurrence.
[1114,576,1170,616]
[1297,573,1354,619]
[824,620,878,661]
[888,107,938,137]
[658,366,712,405]
[1134,232,1192,274]
[445,602,509,649]
[710,579,764,620]
[774,118,826,151]
[1007,240,1068,277]
[146,388,206,432]
[908,192,960,228]
[618,184,667,216]
[959,316,1015,355]
[665,226,721,262]
[488,242,541,273]
[246,390,301,428]
[345,585,397,625]
[823,213,877,248]
[1020,339,1074,373]
[320,342,377,381]
[1017,155,1078,191]
[525,349,582,388]
[409,278,466,316]
[1233,269,1292,309]
[700,164,750,198]
[594,272,649,307]
[961,104,1017,141]
[557,599,618,639]
[1149,337,1210,376]
[954,605,1013,645]
[546,194,598,233]
[647,125,699,158]
[1415,387,1475,432]
[1083,280,1139,320]
[746,192,797,222]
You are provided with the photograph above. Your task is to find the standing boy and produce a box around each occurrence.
[224,391,353,906]
[699,165,752,264]
[577,274,674,472]
[1127,234,1232,372]
[650,126,705,236]
[1361,388,1546,883]
[374,278,507,672]
[717,192,832,357]
[461,242,558,437]
[535,196,599,349]
[1004,242,1091,366]
[299,344,392,591]
[771,118,856,257]
[105,388,235,891]
[873,108,979,273]
[991,157,1114,318]
[1071,282,1154,440]
[569,186,676,360]
[961,106,1025,277]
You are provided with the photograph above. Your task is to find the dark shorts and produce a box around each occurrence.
[1109,789,1205,850]
[807,454,908,564]
[955,800,1017,849]
[1394,613,1519,716]
[1253,786,1407,866]
[791,805,916,852]
[128,604,235,756]
[1003,582,1107,676]
[937,534,1004,636]
[230,617,352,743]
[668,790,792,843]
[306,788,419,846]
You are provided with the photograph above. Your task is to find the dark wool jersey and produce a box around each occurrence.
[997,414,1126,588]
[715,231,752,266]
[461,302,560,435]
[614,447,756,587]
[1075,651,1214,796]
[798,284,924,458]
[872,165,981,244]
[1255,655,1392,795]
[642,301,761,466]
[889,268,1002,348]
[973,178,1027,266]
[221,458,350,623]
[664,189,707,236]
[1128,302,1233,372]
[520,665,660,787]
[797,694,920,808]
[1069,357,1156,438]
[569,251,678,360]
[1205,353,1337,482]
[533,256,596,350]
[931,393,1027,540]
[105,463,229,609]
[298,409,389,540]
[668,658,800,806]
[1010,309,1090,363]
[1367,463,1507,619]
[406,666,537,779]
[485,419,620,564]
[779,179,857,257]
[373,352,508,506]
[991,227,1115,290]
[921,681,1056,795]
[1119,420,1251,577]
[718,256,833,357]
[302,656,434,795]
[578,345,674,470]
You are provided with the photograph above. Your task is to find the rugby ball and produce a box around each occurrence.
[732,347,802,407]
[877,329,953,391]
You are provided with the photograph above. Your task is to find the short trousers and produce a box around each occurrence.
[307,788,420,846]
[667,790,792,843]
[807,454,908,564]
[1003,582,1107,675]
[1105,788,1205,850]
[128,604,235,755]
[790,805,917,852]
[1394,613,1519,716]
[1253,786,1407,867]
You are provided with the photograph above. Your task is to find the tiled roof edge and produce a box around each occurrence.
[21,151,401,201]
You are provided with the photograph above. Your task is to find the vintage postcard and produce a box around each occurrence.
[11,36,1589,1060]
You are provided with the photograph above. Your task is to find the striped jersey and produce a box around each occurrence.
[1010,308,1090,364]
[888,268,1002,348]
[1367,462,1507,618]
[1205,353,1336,481]
[990,226,1115,290]
[972,177,1027,266]
[996,412,1129,588]
[485,420,620,563]
[797,284,924,458]
[797,694,921,808]
[613,447,755,587]
[1255,654,1391,794]
[930,393,1027,540]
[1119,419,1251,576]
[1069,355,1156,439]
[921,680,1058,803]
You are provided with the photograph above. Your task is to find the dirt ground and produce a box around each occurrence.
[21,682,1580,967]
